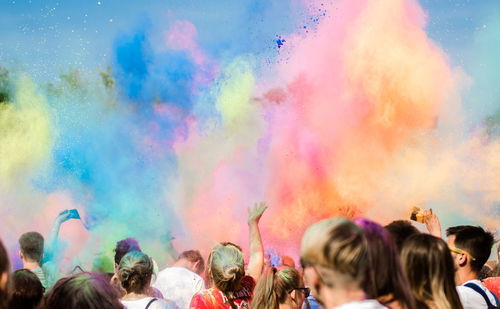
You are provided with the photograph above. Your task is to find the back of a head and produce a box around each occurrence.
[208,243,245,294]
[401,234,463,309]
[384,220,420,253]
[19,232,44,263]
[0,240,10,309]
[114,238,141,266]
[9,269,44,309]
[43,272,122,309]
[118,251,153,294]
[301,218,368,289]
[355,218,417,309]
[251,267,302,309]
[446,225,494,274]
[178,250,205,275]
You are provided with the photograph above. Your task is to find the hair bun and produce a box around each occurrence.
[223,265,243,281]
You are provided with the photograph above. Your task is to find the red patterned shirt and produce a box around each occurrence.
[190,276,256,309]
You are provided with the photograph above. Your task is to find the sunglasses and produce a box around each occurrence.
[449,246,476,261]
[289,287,310,298]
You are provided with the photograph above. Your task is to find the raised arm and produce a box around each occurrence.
[246,202,267,282]
[424,209,442,238]
[44,210,76,262]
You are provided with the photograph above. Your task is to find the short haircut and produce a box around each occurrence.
[301,218,368,288]
[178,250,205,275]
[446,225,495,274]
[19,232,44,263]
[384,220,420,252]
[114,238,141,265]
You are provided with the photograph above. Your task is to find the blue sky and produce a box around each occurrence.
[0,0,499,121]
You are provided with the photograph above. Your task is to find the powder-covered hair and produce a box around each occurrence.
[178,250,205,275]
[251,267,302,309]
[117,251,153,294]
[355,218,418,309]
[43,272,122,309]
[300,217,368,288]
[208,243,245,295]
[401,234,463,309]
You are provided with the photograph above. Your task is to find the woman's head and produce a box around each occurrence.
[401,233,463,309]
[251,267,306,309]
[43,272,123,309]
[8,269,44,309]
[117,251,153,294]
[301,218,368,290]
[208,243,245,293]
[354,218,417,309]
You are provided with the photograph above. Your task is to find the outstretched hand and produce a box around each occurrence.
[55,209,79,225]
[424,209,442,238]
[248,202,267,224]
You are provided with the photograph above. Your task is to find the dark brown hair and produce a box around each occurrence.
[8,269,44,309]
[0,240,10,309]
[43,272,123,309]
[446,225,494,274]
[355,218,419,309]
[19,232,44,263]
[113,238,141,265]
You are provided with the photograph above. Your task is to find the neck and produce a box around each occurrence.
[456,268,479,285]
[122,291,149,300]
[23,260,41,270]
[320,285,366,308]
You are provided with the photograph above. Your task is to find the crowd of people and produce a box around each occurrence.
[0,203,499,309]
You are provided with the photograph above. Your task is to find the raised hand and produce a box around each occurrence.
[248,202,267,224]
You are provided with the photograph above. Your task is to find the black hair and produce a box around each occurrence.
[384,220,420,253]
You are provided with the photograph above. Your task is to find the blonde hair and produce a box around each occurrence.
[301,218,368,288]
[251,267,302,309]
[208,243,245,295]
[401,234,463,309]
[117,251,153,294]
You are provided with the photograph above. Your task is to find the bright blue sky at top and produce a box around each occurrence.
[0,0,498,122]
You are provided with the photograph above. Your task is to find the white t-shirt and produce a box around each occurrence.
[121,297,176,309]
[152,267,205,309]
[457,280,498,309]
[334,300,389,309]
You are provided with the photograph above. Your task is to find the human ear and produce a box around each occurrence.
[0,272,7,291]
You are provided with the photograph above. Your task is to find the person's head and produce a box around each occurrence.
[251,267,306,309]
[300,218,369,307]
[0,240,10,309]
[446,225,495,276]
[114,238,141,270]
[281,256,296,269]
[208,243,245,295]
[19,232,44,264]
[384,220,420,253]
[117,251,153,295]
[401,233,463,309]
[355,218,417,309]
[8,269,44,309]
[43,272,122,309]
[177,250,205,275]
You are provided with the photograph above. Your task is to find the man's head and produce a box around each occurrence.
[300,218,368,306]
[177,250,205,275]
[113,238,141,269]
[384,220,420,253]
[446,225,495,275]
[19,232,44,264]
